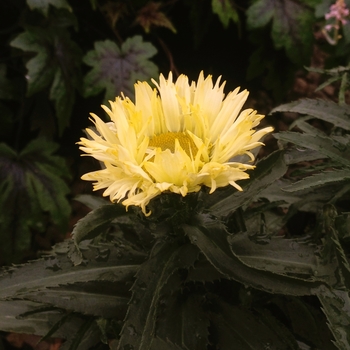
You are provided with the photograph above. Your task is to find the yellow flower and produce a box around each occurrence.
[78,72,273,215]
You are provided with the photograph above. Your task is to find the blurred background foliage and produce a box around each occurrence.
[0,0,350,264]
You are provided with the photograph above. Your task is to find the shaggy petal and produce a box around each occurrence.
[78,71,273,215]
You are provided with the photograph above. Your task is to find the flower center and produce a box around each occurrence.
[149,132,198,157]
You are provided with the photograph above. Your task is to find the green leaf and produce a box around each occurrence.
[11,26,81,135]
[228,232,337,285]
[322,205,350,290]
[183,217,325,296]
[206,150,288,217]
[283,146,326,165]
[336,213,350,240]
[274,132,350,167]
[118,241,199,350]
[59,321,102,350]
[0,139,71,263]
[315,75,343,92]
[0,235,145,300]
[246,0,274,28]
[315,0,333,18]
[282,169,350,192]
[21,281,130,318]
[318,289,350,350]
[246,0,315,65]
[74,194,109,210]
[270,99,350,131]
[26,0,72,16]
[49,68,76,134]
[38,311,73,343]
[70,203,129,265]
[290,118,327,136]
[0,299,86,337]
[82,36,158,102]
[211,0,239,28]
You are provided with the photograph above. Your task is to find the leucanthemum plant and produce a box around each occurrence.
[2,71,350,350]
[78,72,273,215]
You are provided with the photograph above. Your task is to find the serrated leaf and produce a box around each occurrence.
[246,0,315,65]
[228,232,337,285]
[270,99,350,131]
[22,281,130,318]
[283,146,326,165]
[206,150,288,217]
[72,204,128,245]
[70,203,129,265]
[0,139,71,263]
[83,36,158,102]
[26,0,72,16]
[336,213,350,240]
[318,288,350,350]
[118,241,199,350]
[136,2,176,33]
[282,169,350,192]
[11,26,81,135]
[183,217,325,296]
[274,132,350,167]
[252,179,301,205]
[0,237,145,300]
[290,118,327,136]
[0,299,87,338]
[212,0,239,28]
[323,205,350,290]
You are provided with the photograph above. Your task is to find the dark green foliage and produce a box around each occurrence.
[271,98,350,207]
[269,95,350,349]
[4,96,350,347]
[246,0,318,65]
[82,37,158,103]
[206,150,288,216]
[26,0,72,16]
[271,99,350,130]
[11,26,81,135]
[1,175,350,349]
[2,1,350,349]
[211,0,239,28]
[0,138,71,263]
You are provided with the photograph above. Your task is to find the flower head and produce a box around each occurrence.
[78,72,273,215]
[325,0,349,25]
[323,0,349,44]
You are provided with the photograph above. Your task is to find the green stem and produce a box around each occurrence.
[339,71,348,105]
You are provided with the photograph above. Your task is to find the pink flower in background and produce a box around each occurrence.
[325,0,349,26]
[323,0,349,44]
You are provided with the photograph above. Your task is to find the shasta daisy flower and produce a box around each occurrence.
[78,72,273,215]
